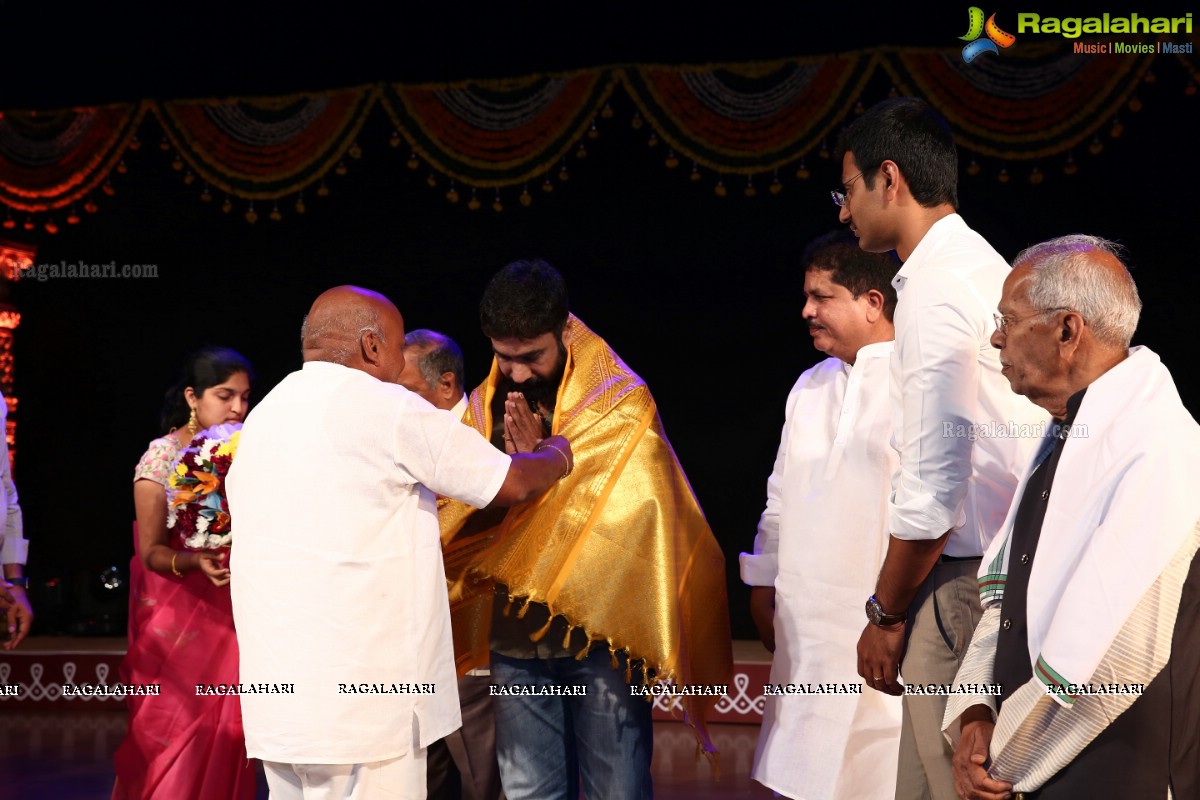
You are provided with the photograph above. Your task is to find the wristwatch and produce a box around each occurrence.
[5,577,28,589]
[865,594,907,626]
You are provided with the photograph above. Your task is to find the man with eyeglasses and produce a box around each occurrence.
[834,97,1047,800]
[942,235,1200,799]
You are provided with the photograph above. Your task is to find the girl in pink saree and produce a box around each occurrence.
[114,347,256,799]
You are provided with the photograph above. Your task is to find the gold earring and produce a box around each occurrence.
[187,408,199,436]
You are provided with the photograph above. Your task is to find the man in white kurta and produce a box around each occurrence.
[229,287,571,799]
[741,234,903,800]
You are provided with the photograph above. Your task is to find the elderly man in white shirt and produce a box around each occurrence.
[741,232,903,800]
[229,286,572,800]
[834,98,1046,800]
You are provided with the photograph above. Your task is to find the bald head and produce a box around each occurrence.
[301,286,407,383]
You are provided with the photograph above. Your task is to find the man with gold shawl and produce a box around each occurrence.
[439,260,731,799]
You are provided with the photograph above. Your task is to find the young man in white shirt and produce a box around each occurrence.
[833,98,1046,800]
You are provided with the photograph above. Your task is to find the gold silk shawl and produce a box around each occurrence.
[440,315,732,756]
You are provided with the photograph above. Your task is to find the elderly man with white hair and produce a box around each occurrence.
[942,235,1200,800]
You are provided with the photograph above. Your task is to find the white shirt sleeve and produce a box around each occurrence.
[0,395,25,566]
[890,301,978,539]
[392,398,511,509]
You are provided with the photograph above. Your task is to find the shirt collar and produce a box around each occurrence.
[892,213,967,289]
[841,339,894,375]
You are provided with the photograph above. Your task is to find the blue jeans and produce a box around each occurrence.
[490,648,653,800]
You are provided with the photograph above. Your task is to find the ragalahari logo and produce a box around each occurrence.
[959,7,1017,62]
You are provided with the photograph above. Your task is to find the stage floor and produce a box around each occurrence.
[0,710,774,799]
[1,637,776,798]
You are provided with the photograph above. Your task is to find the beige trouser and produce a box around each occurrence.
[894,558,983,800]
[264,748,428,800]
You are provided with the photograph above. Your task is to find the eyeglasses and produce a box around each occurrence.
[831,171,864,208]
[992,307,1074,333]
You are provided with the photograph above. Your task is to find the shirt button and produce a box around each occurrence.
[1020,553,1030,565]
[1041,489,1050,500]
[1002,619,1012,630]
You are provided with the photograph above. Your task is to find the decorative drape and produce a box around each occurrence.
[621,56,876,174]
[881,43,1153,160]
[0,105,144,213]
[0,43,1186,227]
[152,88,376,200]
[381,72,617,187]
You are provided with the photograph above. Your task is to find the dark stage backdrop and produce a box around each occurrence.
[8,79,1198,640]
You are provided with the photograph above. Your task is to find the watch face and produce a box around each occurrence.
[865,597,881,624]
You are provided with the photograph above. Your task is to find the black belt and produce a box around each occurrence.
[939,554,982,563]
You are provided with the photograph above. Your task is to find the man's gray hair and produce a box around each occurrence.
[404,329,465,390]
[1013,234,1141,349]
[300,305,384,365]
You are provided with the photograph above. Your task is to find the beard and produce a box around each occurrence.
[496,340,567,421]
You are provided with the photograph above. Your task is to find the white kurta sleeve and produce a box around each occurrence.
[393,399,511,509]
[0,395,24,566]
[741,385,799,587]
